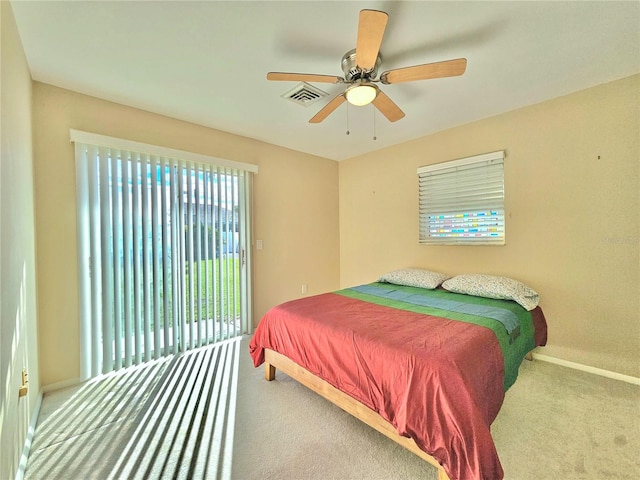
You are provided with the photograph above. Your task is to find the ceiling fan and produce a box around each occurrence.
[267,9,467,124]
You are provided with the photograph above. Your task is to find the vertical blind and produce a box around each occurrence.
[418,151,505,245]
[73,130,257,379]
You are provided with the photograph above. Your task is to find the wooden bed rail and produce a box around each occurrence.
[264,348,451,480]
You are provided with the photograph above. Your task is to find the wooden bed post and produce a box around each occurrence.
[265,362,276,381]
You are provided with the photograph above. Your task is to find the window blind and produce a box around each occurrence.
[418,151,505,245]
[73,130,256,379]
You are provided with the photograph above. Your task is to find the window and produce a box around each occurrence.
[418,151,505,245]
[72,130,257,378]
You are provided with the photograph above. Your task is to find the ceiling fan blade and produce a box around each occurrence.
[267,72,343,83]
[379,58,467,85]
[309,94,346,123]
[372,90,405,122]
[356,9,388,71]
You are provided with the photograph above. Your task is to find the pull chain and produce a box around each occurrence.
[345,104,379,140]
[372,106,377,141]
[346,102,350,136]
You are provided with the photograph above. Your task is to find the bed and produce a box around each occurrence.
[249,271,548,480]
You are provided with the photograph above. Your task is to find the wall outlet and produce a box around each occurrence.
[301,284,308,294]
[18,369,28,398]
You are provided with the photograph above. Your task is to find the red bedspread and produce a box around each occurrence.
[250,291,546,480]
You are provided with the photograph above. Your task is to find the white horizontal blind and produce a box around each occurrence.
[74,133,254,379]
[418,151,505,245]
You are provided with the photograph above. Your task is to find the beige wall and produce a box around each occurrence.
[32,83,340,387]
[20,28,640,397]
[339,75,640,378]
[0,2,40,478]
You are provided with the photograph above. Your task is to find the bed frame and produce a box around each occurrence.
[264,348,451,480]
[264,349,535,480]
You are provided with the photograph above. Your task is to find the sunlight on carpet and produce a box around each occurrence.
[25,338,241,480]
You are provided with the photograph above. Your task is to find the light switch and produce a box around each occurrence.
[256,239,263,250]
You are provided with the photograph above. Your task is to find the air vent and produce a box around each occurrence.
[281,82,328,107]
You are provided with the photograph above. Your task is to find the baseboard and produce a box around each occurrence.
[532,353,640,385]
[41,377,82,394]
[15,391,43,480]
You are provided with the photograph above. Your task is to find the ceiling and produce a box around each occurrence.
[11,1,640,161]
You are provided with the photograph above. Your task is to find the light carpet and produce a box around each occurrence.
[24,336,639,480]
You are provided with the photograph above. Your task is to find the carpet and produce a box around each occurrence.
[24,336,639,480]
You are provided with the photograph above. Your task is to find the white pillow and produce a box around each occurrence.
[441,274,539,310]
[378,268,450,290]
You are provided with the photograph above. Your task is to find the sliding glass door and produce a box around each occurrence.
[73,133,255,378]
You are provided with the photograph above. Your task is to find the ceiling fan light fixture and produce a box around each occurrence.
[266,9,464,124]
[345,83,378,106]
